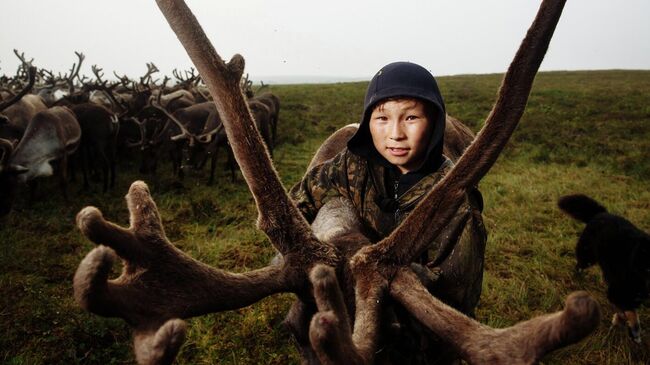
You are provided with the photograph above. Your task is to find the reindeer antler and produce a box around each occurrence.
[90,65,128,113]
[140,62,160,87]
[12,49,34,78]
[72,1,599,364]
[74,181,291,363]
[389,268,600,364]
[0,66,36,112]
[64,51,85,94]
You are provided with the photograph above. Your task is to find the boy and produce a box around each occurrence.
[290,61,487,363]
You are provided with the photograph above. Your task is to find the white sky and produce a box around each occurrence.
[1,0,649,83]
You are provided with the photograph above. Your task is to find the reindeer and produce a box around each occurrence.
[72,0,601,364]
[0,67,47,141]
[251,92,280,147]
[0,106,81,216]
[187,98,273,185]
[70,103,119,192]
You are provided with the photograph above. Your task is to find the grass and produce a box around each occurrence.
[1,70,649,364]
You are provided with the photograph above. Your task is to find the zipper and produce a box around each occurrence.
[394,178,400,222]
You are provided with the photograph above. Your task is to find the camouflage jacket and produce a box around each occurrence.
[290,147,487,314]
[290,148,488,364]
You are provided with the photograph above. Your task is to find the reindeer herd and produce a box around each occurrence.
[0,50,279,216]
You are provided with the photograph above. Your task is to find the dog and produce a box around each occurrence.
[558,194,650,344]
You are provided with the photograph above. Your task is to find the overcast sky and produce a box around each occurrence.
[1,0,649,83]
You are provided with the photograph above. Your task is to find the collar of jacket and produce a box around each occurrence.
[368,157,454,212]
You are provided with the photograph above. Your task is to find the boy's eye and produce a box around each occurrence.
[374,115,388,121]
[406,115,421,121]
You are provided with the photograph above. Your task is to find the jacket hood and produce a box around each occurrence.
[348,61,446,174]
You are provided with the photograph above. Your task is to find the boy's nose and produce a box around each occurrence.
[389,121,405,140]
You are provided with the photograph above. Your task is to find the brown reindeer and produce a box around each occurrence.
[70,103,119,192]
[72,0,600,364]
[251,92,280,147]
[186,98,273,185]
[0,106,81,216]
[142,99,219,179]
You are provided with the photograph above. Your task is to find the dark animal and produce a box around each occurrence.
[71,103,119,192]
[252,92,280,147]
[559,194,650,343]
[145,100,217,180]
[188,98,273,185]
[71,1,601,364]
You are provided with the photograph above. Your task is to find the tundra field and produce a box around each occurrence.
[1,70,649,364]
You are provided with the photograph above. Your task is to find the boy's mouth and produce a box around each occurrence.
[387,147,409,156]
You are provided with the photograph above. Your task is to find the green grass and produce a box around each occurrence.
[1,70,649,364]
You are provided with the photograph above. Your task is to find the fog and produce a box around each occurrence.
[1,0,648,83]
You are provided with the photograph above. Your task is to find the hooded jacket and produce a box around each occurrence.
[288,62,487,363]
[289,62,486,302]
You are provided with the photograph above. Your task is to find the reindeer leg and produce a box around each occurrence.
[226,146,236,182]
[100,149,109,193]
[208,147,217,186]
[82,146,90,190]
[109,144,117,189]
[60,152,69,201]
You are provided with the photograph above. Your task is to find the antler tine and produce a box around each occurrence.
[67,51,85,94]
[308,265,367,365]
[195,122,224,144]
[390,268,600,365]
[255,80,268,95]
[358,0,568,268]
[160,75,170,90]
[77,74,89,85]
[155,0,331,261]
[39,69,53,85]
[125,117,148,149]
[141,62,160,86]
[149,94,196,145]
[113,71,131,87]
[172,68,183,82]
[13,49,34,68]
[91,65,106,85]
[133,319,188,365]
[90,65,129,113]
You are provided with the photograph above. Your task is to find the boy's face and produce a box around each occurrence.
[369,98,432,174]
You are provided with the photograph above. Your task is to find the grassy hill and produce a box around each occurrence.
[1,70,649,364]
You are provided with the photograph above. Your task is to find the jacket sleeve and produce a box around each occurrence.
[288,150,352,223]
